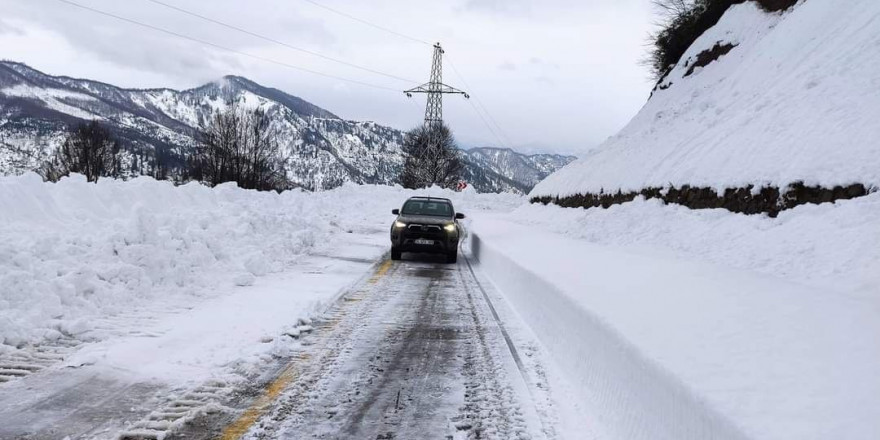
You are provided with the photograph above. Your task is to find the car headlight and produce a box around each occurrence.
[444,223,456,232]
[394,221,407,228]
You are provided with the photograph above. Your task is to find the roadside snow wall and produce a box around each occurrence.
[471,230,748,440]
[471,212,880,440]
[0,174,520,350]
[532,0,880,202]
[470,199,880,440]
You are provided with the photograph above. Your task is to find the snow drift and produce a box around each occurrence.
[533,0,880,199]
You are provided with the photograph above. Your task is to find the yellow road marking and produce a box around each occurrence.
[218,258,392,439]
[367,259,393,284]
[219,355,307,440]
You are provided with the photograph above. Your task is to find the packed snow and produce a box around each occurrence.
[469,195,880,439]
[533,0,880,197]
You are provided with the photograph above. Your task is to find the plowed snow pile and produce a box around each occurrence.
[0,173,520,351]
[533,0,880,197]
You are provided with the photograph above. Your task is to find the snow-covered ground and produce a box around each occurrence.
[4,1,877,439]
[505,1,880,433]
[512,193,880,298]
[0,174,520,384]
[2,171,878,439]
[468,192,880,439]
[534,0,880,197]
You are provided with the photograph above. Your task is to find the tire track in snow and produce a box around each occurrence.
[207,254,547,439]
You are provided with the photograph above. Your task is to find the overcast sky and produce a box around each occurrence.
[0,0,656,155]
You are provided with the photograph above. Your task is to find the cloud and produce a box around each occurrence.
[272,16,338,47]
[0,0,657,154]
[528,57,560,70]
[0,19,25,36]
[462,0,531,15]
[534,75,556,86]
[498,61,516,71]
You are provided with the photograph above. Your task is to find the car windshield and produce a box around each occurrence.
[400,200,453,217]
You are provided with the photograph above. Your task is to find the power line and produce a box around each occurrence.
[291,0,516,148]
[142,0,420,84]
[465,98,508,149]
[446,56,515,149]
[53,0,402,92]
[299,0,432,46]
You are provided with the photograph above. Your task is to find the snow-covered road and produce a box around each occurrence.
[180,252,553,440]
[0,248,560,439]
[0,233,388,439]
[0,176,543,439]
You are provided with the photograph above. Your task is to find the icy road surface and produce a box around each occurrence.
[192,253,553,440]
[0,249,562,439]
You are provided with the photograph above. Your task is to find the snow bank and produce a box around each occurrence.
[512,193,880,297]
[470,205,880,439]
[0,174,521,350]
[533,0,880,197]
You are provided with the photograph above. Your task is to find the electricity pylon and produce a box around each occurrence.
[405,43,469,128]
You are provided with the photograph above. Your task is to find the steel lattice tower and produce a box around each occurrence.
[405,43,469,128]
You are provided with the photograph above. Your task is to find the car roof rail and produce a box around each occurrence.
[408,196,452,202]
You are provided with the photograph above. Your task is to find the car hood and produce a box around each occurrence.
[397,215,454,226]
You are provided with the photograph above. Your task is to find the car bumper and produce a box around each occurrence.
[391,229,458,254]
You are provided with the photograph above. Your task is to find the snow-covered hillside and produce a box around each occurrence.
[470,196,880,440]
[533,0,880,198]
[0,62,572,193]
[468,1,880,438]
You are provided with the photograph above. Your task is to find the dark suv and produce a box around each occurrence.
[390,196,465,263]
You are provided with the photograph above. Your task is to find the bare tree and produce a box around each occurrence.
[40,121,120,182]
[188,104,290,191]
[652,0,694,19]
[399,123,462,189]
[646,0,744,80]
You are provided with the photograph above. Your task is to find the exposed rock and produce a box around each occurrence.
[531,182,873,217]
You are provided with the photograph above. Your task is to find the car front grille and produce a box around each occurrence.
[403,224,445,240]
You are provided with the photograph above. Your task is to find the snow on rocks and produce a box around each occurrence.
[533,0,880,198]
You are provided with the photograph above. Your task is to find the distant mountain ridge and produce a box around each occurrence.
[0,61,574,192]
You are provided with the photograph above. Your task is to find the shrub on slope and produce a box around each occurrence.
[649,0,800,80]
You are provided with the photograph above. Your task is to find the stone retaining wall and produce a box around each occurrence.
[531,182,872,217]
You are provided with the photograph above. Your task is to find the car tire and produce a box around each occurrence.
[391,247,402,261]
[446,250,458,264]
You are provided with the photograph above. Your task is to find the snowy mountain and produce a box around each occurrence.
[532,0,879,210]
[0,61,571,193]
[461,147,575,193]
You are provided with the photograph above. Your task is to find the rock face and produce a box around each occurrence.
[0,61,573,193]
[531,183,872,217]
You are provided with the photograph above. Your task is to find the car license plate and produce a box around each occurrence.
[414,239,434,245]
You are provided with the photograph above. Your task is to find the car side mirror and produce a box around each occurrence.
[392,209,400,215]
[455,213,466,219]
